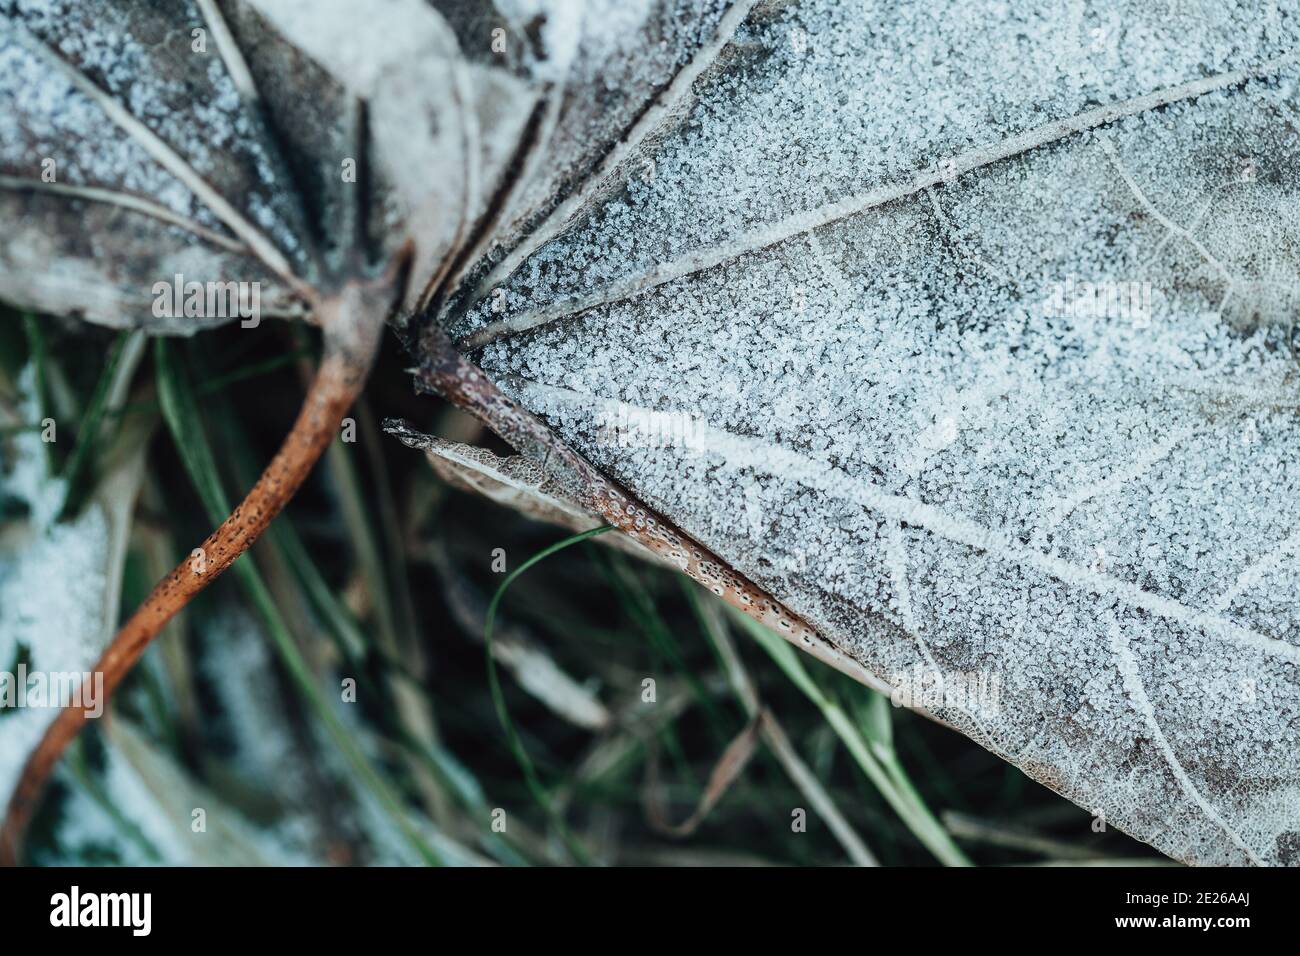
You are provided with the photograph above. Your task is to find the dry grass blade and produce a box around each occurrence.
[643,712,764,838]
[693,592,879,866]
[432,541,612,732]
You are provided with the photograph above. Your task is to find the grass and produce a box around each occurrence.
[0,307,1164,866]
[483,524,614,864]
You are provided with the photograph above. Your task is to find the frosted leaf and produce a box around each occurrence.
[1,0,715,864]
[0,0,534,330]
[438,0,1300,865]
[0,504,110,801]
[385,417,662,563]
[0,387,115,805]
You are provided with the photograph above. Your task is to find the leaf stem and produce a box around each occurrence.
[0,294,383,866]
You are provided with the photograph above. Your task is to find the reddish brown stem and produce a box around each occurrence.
[0,295,382,865]
[415,325,890,695]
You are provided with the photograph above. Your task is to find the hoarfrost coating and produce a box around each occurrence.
[469,0,1300,865]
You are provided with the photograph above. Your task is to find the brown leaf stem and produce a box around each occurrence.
[414,324,890,696]
[0,289,386,866]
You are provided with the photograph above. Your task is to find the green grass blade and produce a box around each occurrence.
[484,525,613,865]
[731,608,971,866]
[20,313,52,474]
[57,331,137,520]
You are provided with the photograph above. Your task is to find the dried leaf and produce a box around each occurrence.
[427,0,1300,865]
[0,0,532,330]
[0,0,536,862]
[386,418,661,561]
